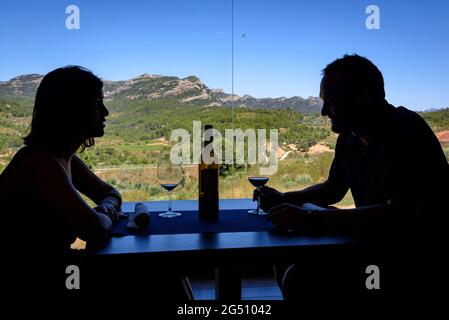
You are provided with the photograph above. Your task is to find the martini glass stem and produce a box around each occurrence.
[168,190,172,212]
[257,187,261,214]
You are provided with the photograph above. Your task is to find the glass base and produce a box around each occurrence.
[158,211,181,218]
[248,208,267,215]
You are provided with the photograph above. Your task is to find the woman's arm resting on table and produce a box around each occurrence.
[30,151,112,247]
[71,155,122,208]
[71,155,124,221]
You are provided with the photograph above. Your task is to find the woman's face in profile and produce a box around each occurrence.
[85,90,109,138]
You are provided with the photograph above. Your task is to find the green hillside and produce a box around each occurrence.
[106,98,329,147]
[420,108,449,132]
[0,96,331,170]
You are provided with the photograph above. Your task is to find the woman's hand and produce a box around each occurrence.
[267,203,317,231]
[94,201,125,221]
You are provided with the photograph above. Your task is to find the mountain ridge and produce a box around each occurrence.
[0,73,323,114]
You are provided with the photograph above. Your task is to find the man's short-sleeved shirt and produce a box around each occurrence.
[328,104,448,219]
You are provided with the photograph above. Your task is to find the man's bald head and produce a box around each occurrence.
[320,54,387,135]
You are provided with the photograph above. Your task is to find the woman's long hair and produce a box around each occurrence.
[23,66,103,155]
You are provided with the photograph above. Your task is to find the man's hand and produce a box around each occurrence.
[94,201,125,222]
[253,186,286,212]
[267,203,316,231]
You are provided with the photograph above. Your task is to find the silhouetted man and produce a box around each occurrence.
[260,54,449,301]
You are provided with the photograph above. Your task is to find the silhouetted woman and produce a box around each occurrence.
[0,66,192,301]
[0,66,122,295]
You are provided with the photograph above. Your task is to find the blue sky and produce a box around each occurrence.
[0,0,448,110]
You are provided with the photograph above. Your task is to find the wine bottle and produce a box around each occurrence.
[198,124,219,219]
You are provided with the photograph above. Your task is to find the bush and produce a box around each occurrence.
[281,173,295,188]
[295,174,314,185]
[285,180,296,188]
[147,185,163,196]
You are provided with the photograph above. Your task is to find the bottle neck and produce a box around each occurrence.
[202,125,215,162]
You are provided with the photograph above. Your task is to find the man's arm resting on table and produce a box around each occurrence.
[284,179,349,208]
[268,200,412,234]
[313,201,410,233]
[319,204,390,233]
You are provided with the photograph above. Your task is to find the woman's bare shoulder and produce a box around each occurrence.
[2,147,64,184]
[1,147,75,205]
[20,147,61,169]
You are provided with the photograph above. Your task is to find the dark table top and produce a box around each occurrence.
[91,199,361,267]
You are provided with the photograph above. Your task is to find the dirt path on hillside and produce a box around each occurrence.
[307,143,334,155]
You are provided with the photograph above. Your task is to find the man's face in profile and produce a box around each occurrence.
[320,75,348,134]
